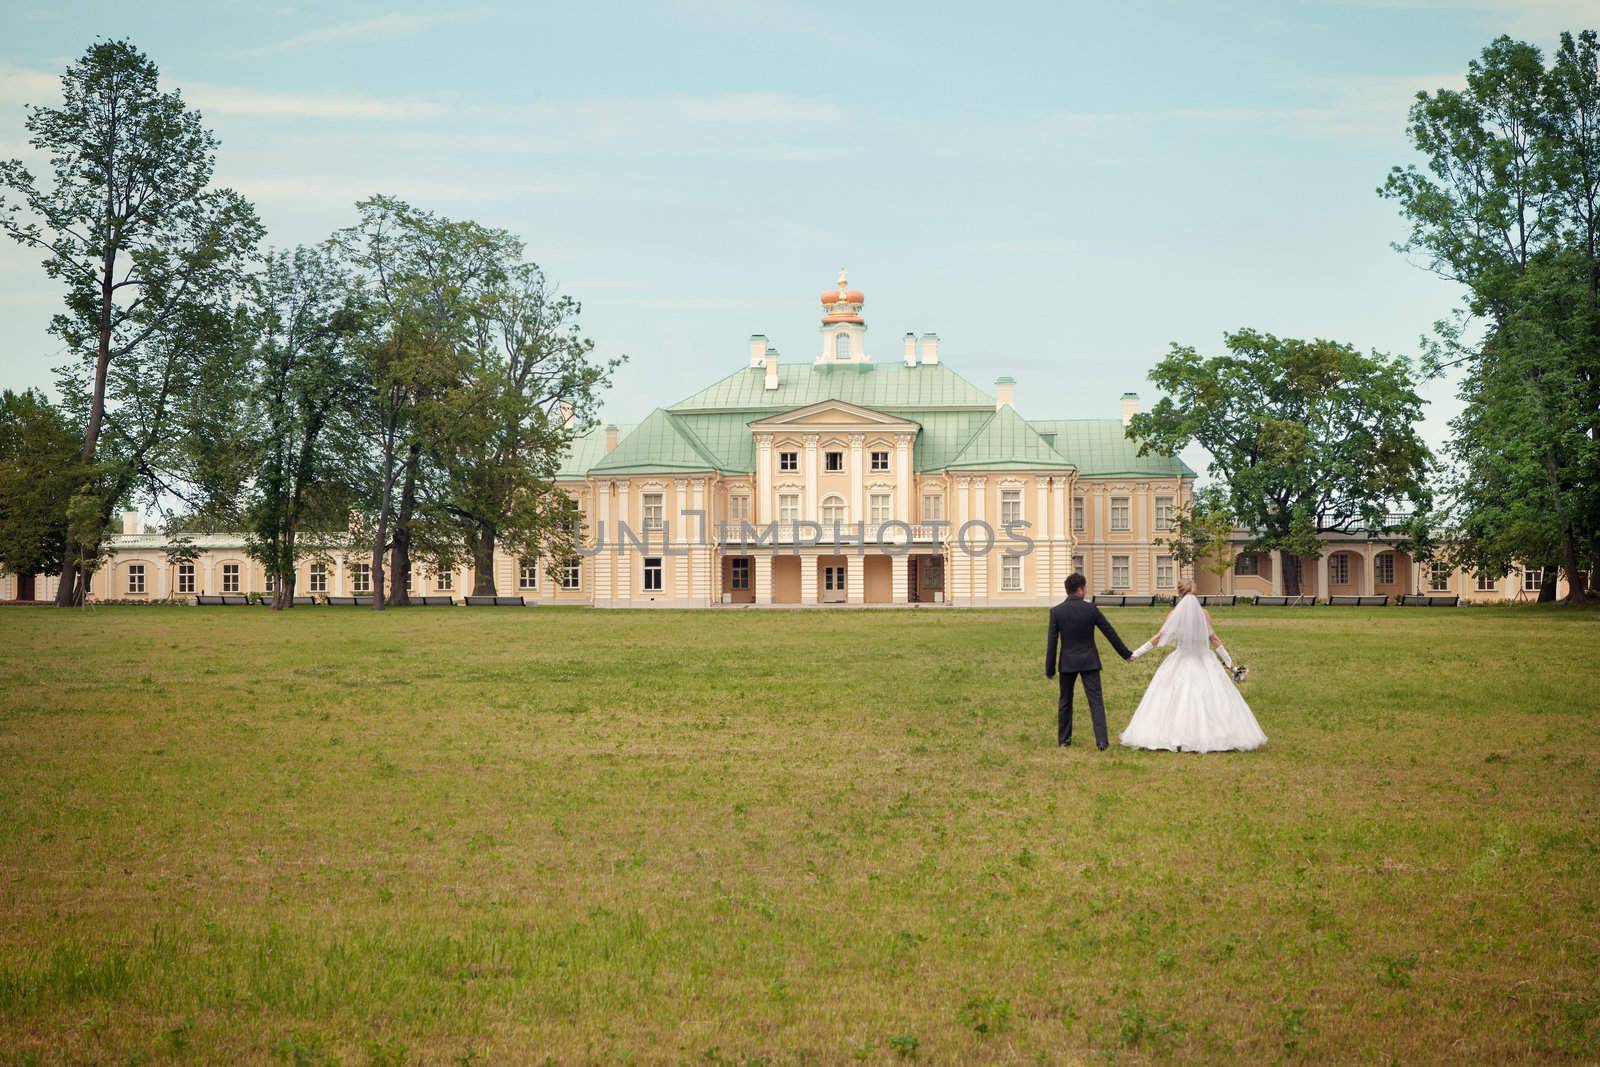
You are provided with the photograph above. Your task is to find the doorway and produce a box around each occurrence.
[822,563,846,603]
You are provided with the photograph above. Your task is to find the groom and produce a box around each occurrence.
[1044,573,1134,750]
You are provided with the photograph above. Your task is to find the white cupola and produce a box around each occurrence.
[817,268,868,363]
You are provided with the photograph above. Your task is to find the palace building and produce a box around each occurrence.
[2,273,1198,608]
[1,273,1548,608]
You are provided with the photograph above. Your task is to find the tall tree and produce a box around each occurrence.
[0,389,88,585]
[440,262,618,594]
[332,196,511,609]
[0,39,261,605]
[1381,30,1600,601]
[1128,330,1434,595]
[239,246,373,610]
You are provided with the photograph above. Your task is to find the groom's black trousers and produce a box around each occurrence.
[1058,670,1109,748]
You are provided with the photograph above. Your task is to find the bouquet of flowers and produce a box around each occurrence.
[1230,665,1249,684]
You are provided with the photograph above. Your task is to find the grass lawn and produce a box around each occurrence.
[0,603,1597,1065]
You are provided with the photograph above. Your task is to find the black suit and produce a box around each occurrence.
[1045,596,1134,748]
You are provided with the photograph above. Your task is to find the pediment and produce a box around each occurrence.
[749,400,919,432]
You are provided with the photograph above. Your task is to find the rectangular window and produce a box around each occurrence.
[1235,553,1259,577]
[1001,555,1022,592]
[731,557,751,590]
[435,569,453,592]
[264,570,276,593]
[779,451,798,472]
[561,559,581,590]
[1523,567,1544,592]
[1329,554,1349,585]
[127,564,145,594]
[1110,497,1131,532]
[1000,488,1023,526]
[824,451,844,472]
[1429,561,1451,592]
[1156,556,1174,588]
[1476,572,1499,592]
[870,493,892,525]
[728,495,751,523]
[351,563,371,594]
[177,563,196,594]
[1111,555,1131,589]
[1073,496,1085,532]
[222,563,240,594]
[308,563,327,593]
[1375,553,1394,585]
[870,450,890,472]
[642,492,664,532]
[643,557,663,592]
[778,493,800,525]
[1073,554,1085,577]
[519,557,538,590]
[1155,496,1175,531]
[920,494,943,522]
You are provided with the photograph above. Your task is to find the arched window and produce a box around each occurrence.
[822,495,846,525]
[834,332,850,361]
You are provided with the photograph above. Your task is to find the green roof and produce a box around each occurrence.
[670,362,995,411]
[946,405,1076,470]
[556,423,634,479]
[1029,419,1196,478]
[590,409,728,475]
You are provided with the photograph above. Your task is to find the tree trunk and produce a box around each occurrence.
[1559,530,1590,604]
[472,525,497,595]
[1283,555,1302,596]
[1539,572,1558,603]
[54,557,81,607]
[272,528,297,610]
[389,443,421,607]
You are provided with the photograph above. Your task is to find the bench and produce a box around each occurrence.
[257,596,318,606]
[1093,594,1157,607]
[1195,594,1237,606]
[195,594,252,606]
[1253,595,1318,606]
[1328,595,1389,606]
[413,595,456,606]
[323,595,374,606]
[464,595,528,607]
[1399,594,1459,607]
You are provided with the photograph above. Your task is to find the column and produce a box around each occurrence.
[801,554,818,605]
[966,479,979,604]
[754,554,773,605]
[850,436,865,521]
[614,480,631,601]
[157,560,170,600]
[1361,544,1376,597]
[756,438,773,525]
[892,553,909,604]
[692,479,712,606]
[595,481,612,603]
[846,556,864,604]
[952,476,970,605]
[804,439,818,519]
[1053,476,1070,590]
[673,479,689,600]
[1035,477,1052,599]
[895,438,911,519]
[1316,553,1329,601]
[1270,550,1285,596]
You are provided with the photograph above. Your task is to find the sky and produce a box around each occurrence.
[1,0,1594,480]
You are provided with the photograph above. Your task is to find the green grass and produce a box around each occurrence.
[0,603,1596,1065]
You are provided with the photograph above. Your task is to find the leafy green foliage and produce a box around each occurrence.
[0,389,86,578]
[1129,330,1433,592]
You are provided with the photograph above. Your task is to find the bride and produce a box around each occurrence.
[1120,583,1267,753]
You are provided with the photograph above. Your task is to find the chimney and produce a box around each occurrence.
[994,376,1016,410]
[764,346,780,390]
[604,424,619,452]
[749,334,768,368]
[121,511,142,536]
[1121,392,1139,427]
[920,333,940,365]
[558,401,575,428]
[902,333,917,367]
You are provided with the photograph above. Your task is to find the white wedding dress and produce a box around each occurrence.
[1119,594,1267,753]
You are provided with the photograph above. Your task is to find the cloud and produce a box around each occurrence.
[248,11,490,54]
[1338,0,1598,40]
[0,67,59,107]
[185,84,450,121]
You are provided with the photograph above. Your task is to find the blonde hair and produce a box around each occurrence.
[1176,581,1194,598]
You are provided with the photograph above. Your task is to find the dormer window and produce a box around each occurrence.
[834,332,850,361]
